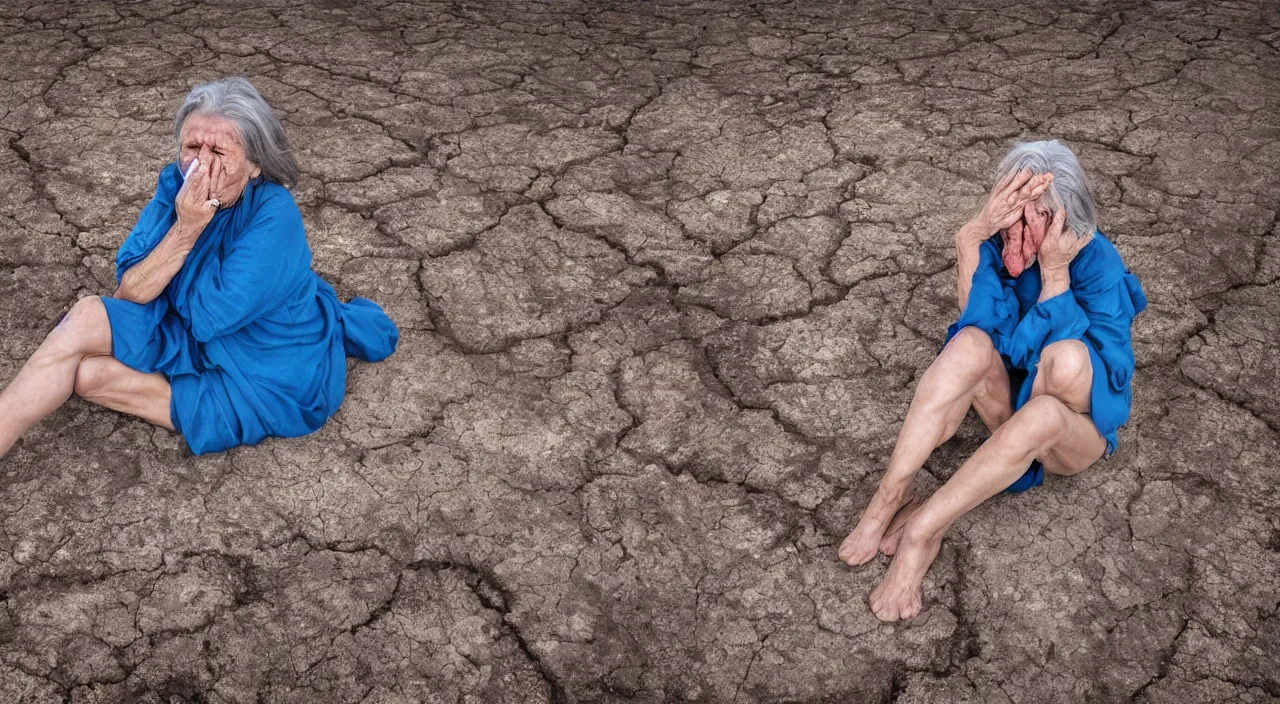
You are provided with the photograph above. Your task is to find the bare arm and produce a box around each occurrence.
[954,222,987,312]
[113,153,222,304]
[1037,267,1071,303]
[113,220,204,304]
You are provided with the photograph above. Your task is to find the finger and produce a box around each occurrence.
[1015,173,1051,204]
[1027,173,1053,199]
[201,159,215,199]
[1003,176,1048,218]
[209,157,223,198]
[1001,168,1033,199]
[993,168,1018,195]
[197,146,212,186]
[185,157,209,202]
[1048,207,1067,238]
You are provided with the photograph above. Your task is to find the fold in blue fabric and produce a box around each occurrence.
[101,163,399,454]
[945,232,1147,492]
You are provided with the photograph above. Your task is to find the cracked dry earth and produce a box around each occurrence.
[1,0,1279,702]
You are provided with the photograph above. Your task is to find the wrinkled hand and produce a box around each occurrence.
[175,148,225,239]
[961,168,1054,247]
[1037,207,1091,273]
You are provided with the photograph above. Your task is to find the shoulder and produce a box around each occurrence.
[152,162,183,205]
[227,179,308,258]
[1069,231,1131,295]
[248,179,302,215]
[242,179,305,233]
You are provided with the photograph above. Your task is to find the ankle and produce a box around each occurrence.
[902,513,944,546]
[876,476,913,502]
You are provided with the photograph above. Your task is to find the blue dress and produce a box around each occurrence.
[945,232,1147,492]
[101,163,399,454]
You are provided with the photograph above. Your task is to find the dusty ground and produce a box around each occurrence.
[0,0,1278,702]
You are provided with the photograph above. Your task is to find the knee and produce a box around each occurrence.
[49,296,109,357]
[1004,395,1071,447]
[66,295,107,329]
[944,326,996,366]
[73,355,113,401]
[1037,341,1091,400]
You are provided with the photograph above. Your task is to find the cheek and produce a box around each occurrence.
[223,162,250,186]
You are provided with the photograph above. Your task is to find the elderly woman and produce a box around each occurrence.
[837,140,1148,621]
[0,77,398,458]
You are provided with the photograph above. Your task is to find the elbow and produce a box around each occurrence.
[111,285,147,305]
[115,273,157,305]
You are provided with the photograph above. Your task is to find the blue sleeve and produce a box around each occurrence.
[947,239,1020,347]
[186,191,310,342]
[116,165,181,282]
[1005,290,1091,369]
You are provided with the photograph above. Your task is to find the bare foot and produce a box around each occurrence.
[837,485,913,566]
[868,524,943,622]
[877,497,922,556]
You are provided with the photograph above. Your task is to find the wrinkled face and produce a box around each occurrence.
[178,113,261,207]
[1001,195,1054,277]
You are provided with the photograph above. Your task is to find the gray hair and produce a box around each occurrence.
[994,139,1098,238]
[173,77,301,187]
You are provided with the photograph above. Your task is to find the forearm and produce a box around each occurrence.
[954,222,987,311]
[113,221,200,304]
[1038,267,1070,303]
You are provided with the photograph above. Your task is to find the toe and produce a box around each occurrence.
[904,600,921,620]
[838,534,857,558]
[840,541,873,566]
[879,531,901,556]
[874,601,899,622]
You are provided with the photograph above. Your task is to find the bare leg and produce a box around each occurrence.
[74,355,174,430]
[839,327,1013,565]
[868,341,1106,621]
[0,297,113,457]
[877,496,921,556]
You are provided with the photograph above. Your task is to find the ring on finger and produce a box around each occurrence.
[209,198,221,210]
